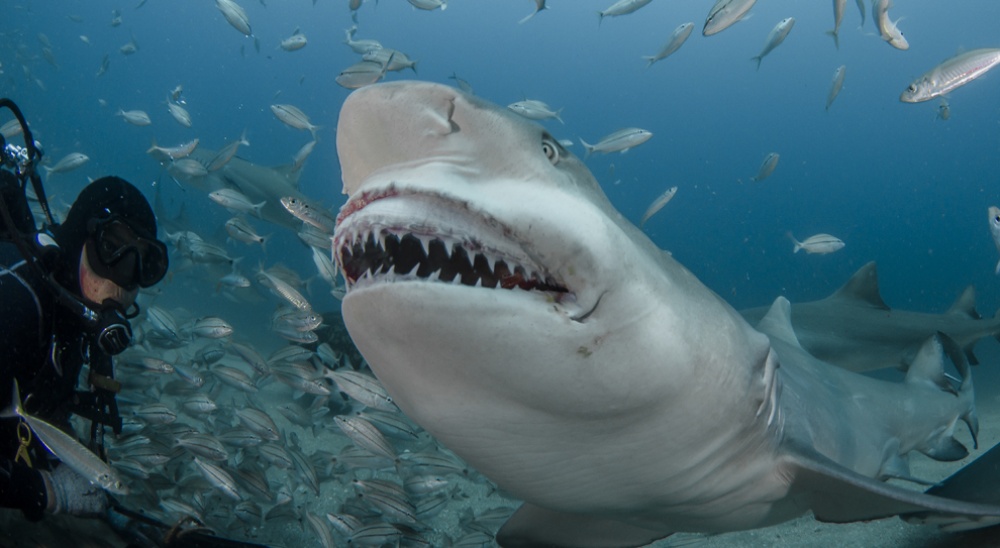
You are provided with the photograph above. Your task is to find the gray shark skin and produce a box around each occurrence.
[332,81,1000,547]
[741,261,1000,372]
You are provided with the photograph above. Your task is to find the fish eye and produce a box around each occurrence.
[542,139,559,164]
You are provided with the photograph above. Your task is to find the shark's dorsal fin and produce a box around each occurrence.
[826,261,889,310]
[275,163,302,190]
[905,334,958,395]
[946,285,981,319]
[756,296,801,347]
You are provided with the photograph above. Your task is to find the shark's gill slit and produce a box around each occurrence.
[339,230,568,294]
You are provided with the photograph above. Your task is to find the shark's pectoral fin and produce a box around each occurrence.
[788,443,1000,529]
[496,503,671,548]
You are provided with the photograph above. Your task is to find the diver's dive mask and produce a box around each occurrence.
[86,214,168,290]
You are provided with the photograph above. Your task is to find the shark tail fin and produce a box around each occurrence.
[905,333,978,459]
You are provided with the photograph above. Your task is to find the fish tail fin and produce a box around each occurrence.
[518,11,536,24]
[1,380,23,419]
[555,108,564,125]
[752,56,762,71]
[260,233,271,255]
[786,231,801,253]
[597,12,604,26]
[906,333,978,458]
[579,138,594,159]
[994,258,1000,275]
[642,56,657,69]
[825,29,840,50]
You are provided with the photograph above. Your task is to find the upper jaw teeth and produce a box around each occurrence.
[335,226,566,294]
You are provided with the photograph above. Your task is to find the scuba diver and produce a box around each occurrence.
[0,100,269,548]
[0,100,169,521]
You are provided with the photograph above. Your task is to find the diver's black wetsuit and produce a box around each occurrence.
[0,241,99,520]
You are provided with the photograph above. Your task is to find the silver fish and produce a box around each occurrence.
[257,266,313,311]
[281,196,335,232]
[216,0,252,37]
[363,48,417,73]
[752,17,795,70]
[344,26,381,54]
[117,109,151,126]
[188,316,234,338]
[598,0,652,24]
[900,49,1000,103]
[1,381,128,495]
[519,0,547,24]
[827,0,846,49]
[236,407,281,441]
[936,98,951,121]
[147,138,199,161]
[169,158,208,179]
[270,104,320,138]
[407,0,447,11]
[43,152,89,175]
[96,54,110,77]
[166,99,192,128]
[789,232,845,254]
[192,457,242,500]
[507,99,563,124]
[325,369,397,412]
[291,140,316,173]
[750,152,779,182]
[334,415,397,460]
[225,216,268,248]
[704,0,756,36]
[580,127,653,158]
[336,59,391,90]
[207,129,250,172]
[855,0,866,26]
[448,72,474,94]
[988,206,1000,274]
[640,185,678,228]
[280,29,307,51]
[643,22,694,68]
[209,188,265,217]
[212,365,258,392]
[872,0,908,50]
[827,65,846,111]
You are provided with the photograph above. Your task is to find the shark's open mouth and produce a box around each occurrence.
[334,188,569,294]
[337,231,568,292]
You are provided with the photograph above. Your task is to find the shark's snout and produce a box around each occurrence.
[337,81,462,193]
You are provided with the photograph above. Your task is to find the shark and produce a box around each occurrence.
[331,81,1000,547]
[164,147,323,231]
[741,262,1000,373]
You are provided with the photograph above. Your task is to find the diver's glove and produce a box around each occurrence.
[41,465,109,517]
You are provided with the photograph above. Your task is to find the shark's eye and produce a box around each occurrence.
[542,139,559,164]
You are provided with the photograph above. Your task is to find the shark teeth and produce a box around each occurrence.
[336,229,567,294]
